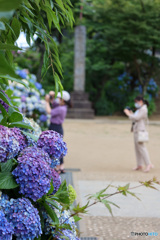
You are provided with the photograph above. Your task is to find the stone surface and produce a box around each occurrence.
[80,216,160,240]
[67,91,94,119]
[74,26,86,91]
[78,180,160,218]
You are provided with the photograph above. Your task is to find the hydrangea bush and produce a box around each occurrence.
[0,111,79,239]
[7,69,48,129]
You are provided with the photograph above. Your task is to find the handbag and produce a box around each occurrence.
[137,117,149,143]
[137,131,149,143]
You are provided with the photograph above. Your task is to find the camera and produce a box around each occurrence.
[49,95,54,100]
[125,106,132,110]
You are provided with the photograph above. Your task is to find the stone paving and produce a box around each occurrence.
[73,174,160,240]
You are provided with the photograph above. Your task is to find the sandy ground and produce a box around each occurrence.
[63,118,160,240]
[64,118,160,175]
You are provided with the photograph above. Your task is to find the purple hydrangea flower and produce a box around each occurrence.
[0,90,10,113]
[5,198,42,240]
[12,147,52,201]
[21,95,26,102]
[0,210,14,240]
[0,126,20,162]
[51,169,61,193]
[37,130,67,161]
[0,126,28,162]
[0,99,9,113]
[12,127,28,152]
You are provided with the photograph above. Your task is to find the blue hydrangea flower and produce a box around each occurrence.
[43,203,79,239]
[0,192,10,216]
[12,147,52,201]
[22,117,42,146]
[37,130,67,162]
[56,229,80,240]
[0,126,20,162]
[5,198,42,240]
[39,114,47,122]
[16,70,27,79]
[0,210,14,240]
[35,82,42,90]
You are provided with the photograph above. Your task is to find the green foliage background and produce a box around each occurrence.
[13,0,160,115]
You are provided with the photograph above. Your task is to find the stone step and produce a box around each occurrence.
[67,108,94,119]
[72,100,92,108]
[71,91,89,101]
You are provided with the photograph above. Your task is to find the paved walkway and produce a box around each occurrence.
[63,118,160,240]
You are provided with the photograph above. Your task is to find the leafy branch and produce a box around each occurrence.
[61,177,160,224]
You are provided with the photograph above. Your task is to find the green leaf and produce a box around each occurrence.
[5,89,13,98]
[0,11,14,19]
[0,43,21,51]
[0,21,5,30]
[0,102,7,117]
[0,54,20,78]
[21,131,38,141]
[43,202,59,224]
[0,172,18,189]
[127,191,141,201]
[0,75,29,88]
[55,0,66,12]
[45,199,59,210]
[54,180,70,205]
[8,111,23,123]
[1,159,13,172]
[73,215,82,222]
[47,180,54,195]
[8,106,14,115]
[101,199,113,216]
[0,0,22,11]
[9,121,34,130]
[10,17,21,40]
[0,89,13,106]
[35,0,40,9]
[0,116,8,126]
[73,202,89,214]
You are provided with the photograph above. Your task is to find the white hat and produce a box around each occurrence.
[57,91,70,102]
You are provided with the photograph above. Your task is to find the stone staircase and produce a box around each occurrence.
[67,91,94,119]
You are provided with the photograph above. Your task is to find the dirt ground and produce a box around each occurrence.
[63,117,160,240]
[64,118,160,175]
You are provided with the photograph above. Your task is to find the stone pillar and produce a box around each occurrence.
[67,25,94,119]
[74,25,86,92]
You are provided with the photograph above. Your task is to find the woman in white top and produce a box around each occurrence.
[124,96,154,173]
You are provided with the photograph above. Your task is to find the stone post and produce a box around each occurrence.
[67,25,94,119]
[74,25,86,92]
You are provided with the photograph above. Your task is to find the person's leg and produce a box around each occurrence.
[138,144,153,172]
[133,133,143,170]
[138,143,150,165]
